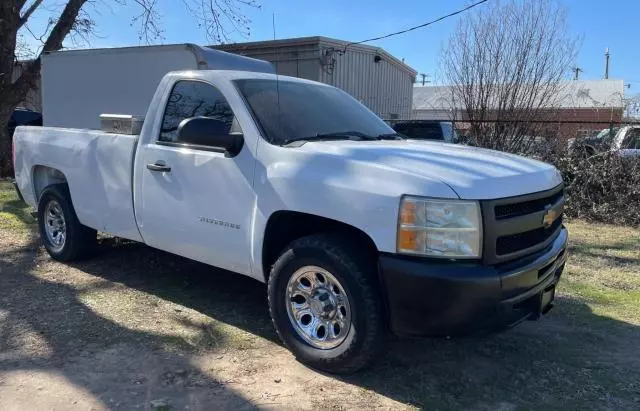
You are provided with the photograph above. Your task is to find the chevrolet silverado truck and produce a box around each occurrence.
[13,69,567,374]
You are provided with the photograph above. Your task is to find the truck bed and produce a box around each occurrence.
[13,126,142,241]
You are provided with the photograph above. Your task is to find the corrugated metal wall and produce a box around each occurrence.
[216,42,321,81]
[217,38,414,120]
[318,42,413,120]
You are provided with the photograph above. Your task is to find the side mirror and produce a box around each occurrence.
[176,117,244,157]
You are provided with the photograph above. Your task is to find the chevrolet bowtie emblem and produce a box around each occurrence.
[542,207,558,228]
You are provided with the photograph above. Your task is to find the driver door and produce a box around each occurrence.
[136,80,255,275]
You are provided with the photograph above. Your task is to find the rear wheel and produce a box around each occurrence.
[268,234,385,374]
[38,184,97,261]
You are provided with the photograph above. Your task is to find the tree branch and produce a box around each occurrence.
[441,0,577,153]
[19,0,44,29]
[10,0,90,102]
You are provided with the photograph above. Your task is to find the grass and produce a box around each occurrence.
[561,220,640,325]
[1,179,639,409]
[0,180,35,231]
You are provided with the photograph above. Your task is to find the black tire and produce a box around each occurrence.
[268,233,385,374]
[37,184,97,261]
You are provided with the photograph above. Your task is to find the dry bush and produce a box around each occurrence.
[474,129,640,227]
[553,152,640,227]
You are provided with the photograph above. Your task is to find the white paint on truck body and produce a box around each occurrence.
[14,127,142,241]
[14,69,562,283]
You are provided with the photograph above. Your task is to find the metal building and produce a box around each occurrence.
[215,36,417,120]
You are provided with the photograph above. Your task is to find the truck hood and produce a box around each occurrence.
[301,140,562,199]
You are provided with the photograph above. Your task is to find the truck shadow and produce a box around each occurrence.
[0,235,264,410]
[64,240,640,408]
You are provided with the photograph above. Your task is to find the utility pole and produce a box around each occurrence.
[419,73,431,86]
[572,66,583,80]
[604,48,610,79]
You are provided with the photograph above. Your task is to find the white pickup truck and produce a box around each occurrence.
[13,49,567,374]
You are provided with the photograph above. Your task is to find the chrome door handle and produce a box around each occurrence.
[147,162,171,172]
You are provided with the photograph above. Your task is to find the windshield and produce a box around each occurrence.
[235,79,394,145]
[594,128,619,139]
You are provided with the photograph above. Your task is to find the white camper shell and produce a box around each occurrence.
[41,43,274,129]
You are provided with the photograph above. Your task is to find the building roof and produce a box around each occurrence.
[413,86,455,111]
[561,80,625,108]
[413,79,625,111]
[214,36,417,77]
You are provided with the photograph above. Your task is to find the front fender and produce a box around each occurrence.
[255,153,458,254]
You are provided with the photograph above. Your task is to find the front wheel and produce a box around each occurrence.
[37,184,97,261]
[268,234,385,374]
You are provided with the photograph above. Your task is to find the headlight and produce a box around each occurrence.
[397,196,482,258]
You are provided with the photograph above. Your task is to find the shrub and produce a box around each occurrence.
[553,152,640,227]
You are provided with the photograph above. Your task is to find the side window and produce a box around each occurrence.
[159,81,236,144]
[622,129,640,149]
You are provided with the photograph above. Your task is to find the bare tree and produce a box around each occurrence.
[625,94,640,119]
[0,0,259,176]
[441,0,579,153]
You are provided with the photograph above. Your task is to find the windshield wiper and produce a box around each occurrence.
[375,132,405,140]
[282,131,377,146]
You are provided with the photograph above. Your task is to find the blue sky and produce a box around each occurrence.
[24,0,640,89]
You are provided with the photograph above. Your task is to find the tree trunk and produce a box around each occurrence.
[0,109,13,177]
[0,1,22,176]
[0,0,89,176]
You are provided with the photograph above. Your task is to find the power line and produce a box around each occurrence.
[343,0,490,51]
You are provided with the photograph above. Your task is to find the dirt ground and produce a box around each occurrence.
[1,183,639,409]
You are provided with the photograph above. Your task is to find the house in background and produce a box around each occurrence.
[412,79,625,138]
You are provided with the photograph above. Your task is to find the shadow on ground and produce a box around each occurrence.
[2,237,639,409]
[0,235,260,409]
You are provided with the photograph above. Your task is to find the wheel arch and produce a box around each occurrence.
[32,165,68,203]
[261,210,379,283]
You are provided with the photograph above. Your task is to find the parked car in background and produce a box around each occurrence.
[569,126,640,157]
[615,126,640,157]
[9,108,42,199]
[8,108,42,137]
[390,120,459,143]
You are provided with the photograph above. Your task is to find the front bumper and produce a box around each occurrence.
[379,227,568,336]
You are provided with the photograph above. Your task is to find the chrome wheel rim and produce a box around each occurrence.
[286,266,352,350]
[44,200,66,252]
